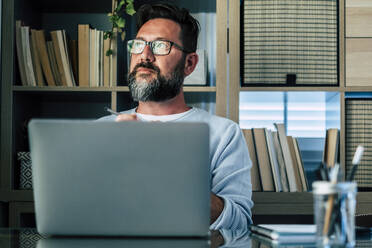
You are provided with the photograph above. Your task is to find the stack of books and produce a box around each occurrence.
[243,123,308,192]
[15,21,117,87]
[250,224,316,246]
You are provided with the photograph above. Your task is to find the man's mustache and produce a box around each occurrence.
[133,62,161,74]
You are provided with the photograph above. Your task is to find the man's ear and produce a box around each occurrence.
[184,52,198,77]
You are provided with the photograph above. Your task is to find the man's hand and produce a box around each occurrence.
[115,114,138,122]
[210,193,224,224]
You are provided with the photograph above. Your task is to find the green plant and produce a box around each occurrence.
[104,0,136,56]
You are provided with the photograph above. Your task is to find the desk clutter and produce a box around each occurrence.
[250,224,316,246]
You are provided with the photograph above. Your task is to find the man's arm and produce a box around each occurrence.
[210,193,224,224]
[209,123,253,229]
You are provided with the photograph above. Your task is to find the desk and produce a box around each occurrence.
[0,228,371,248]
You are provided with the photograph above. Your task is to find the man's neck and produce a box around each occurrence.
[136,91,191,115]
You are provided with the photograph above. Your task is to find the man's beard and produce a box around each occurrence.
[128,58,185,102]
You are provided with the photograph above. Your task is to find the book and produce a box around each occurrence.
[252,128,275,191]
[110,31,118,86]
[251,233,315,247]
[98,30,104,86]
[21,25,36,86]
[15,20,28,86]
[242,129,262,191]
[68,40,78,85]
[90,28,97,87]
[60,30,76,86]
[287,136,303,192]
[46,41,61,86]
[50,31,68,86]
[103,37,111,87]
[293,137,308,191]
[323,128,340,168]
[272,131,289,192]
[265,129,283,192]
[250,224,316,244]
[35,30,56,86]
[78,24,90,87]
[30,29,45,86]
[275,123,299,192]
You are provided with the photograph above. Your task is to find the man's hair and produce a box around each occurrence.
[136,3,200,53]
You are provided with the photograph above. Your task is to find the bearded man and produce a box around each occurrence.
[99,3,253,229]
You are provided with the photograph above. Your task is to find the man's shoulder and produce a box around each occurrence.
[187,108,240,131]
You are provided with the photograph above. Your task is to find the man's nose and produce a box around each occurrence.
[140,45,155,62]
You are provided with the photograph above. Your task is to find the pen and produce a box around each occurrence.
[104,107,120,116]
[326,146,364,237]
[346,145,364,181]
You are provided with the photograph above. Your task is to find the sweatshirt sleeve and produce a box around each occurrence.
[209,123,253,229]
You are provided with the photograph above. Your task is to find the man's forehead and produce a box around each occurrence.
[136,18,181,41]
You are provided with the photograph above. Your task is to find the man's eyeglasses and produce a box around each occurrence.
[127,39,188,55]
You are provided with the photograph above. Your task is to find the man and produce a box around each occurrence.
[99,3,253,229]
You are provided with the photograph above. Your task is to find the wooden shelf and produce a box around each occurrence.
[38,0,112,13]
[0,190,33,202]
[240,86,372,92]
[13,86,217,93]
[252,192,313,215]
[183,86,216,92]
[344,86,372,92]
[240,86,342,92]
[12,86,114,92]
[252,192,372,215]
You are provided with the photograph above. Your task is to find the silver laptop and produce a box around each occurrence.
[36,237,210,248]
[28,119,210,237]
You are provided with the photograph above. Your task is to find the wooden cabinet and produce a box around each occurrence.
[346,0,372,37]
[232,0,372,218]
[346,39,372,87]
[345,0,372,87]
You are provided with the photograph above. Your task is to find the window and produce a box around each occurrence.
[239,91,340,138]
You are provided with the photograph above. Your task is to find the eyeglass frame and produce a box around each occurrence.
[127,39,190,56]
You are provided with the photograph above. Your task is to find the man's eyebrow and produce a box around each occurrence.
[135,36,170,41]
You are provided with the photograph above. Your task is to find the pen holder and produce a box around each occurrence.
[313,181,357,247]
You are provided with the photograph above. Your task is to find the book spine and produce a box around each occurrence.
[78,24,90,87]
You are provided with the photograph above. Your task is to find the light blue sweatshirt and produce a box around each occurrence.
[98,107,253,229]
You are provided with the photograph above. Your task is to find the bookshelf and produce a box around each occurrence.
[0,0,222,227]
[232,0,372,219]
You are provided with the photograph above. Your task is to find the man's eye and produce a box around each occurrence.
[154,41,168,49]
[133,41,144,48]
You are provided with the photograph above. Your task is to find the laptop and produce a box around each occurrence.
[36,237,210,248]
[28,119,210,237]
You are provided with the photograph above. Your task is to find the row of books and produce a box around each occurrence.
[243,123,308,192]
[15,21,116,87]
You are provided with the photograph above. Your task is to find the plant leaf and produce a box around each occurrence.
[121,31,126,41]
[116,0,125,12]
[126,3,136,16]
[106,49,113,56]
[104,31,112,40]
[117,18,125,28]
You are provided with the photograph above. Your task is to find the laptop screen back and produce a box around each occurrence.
[28,119,210,237]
